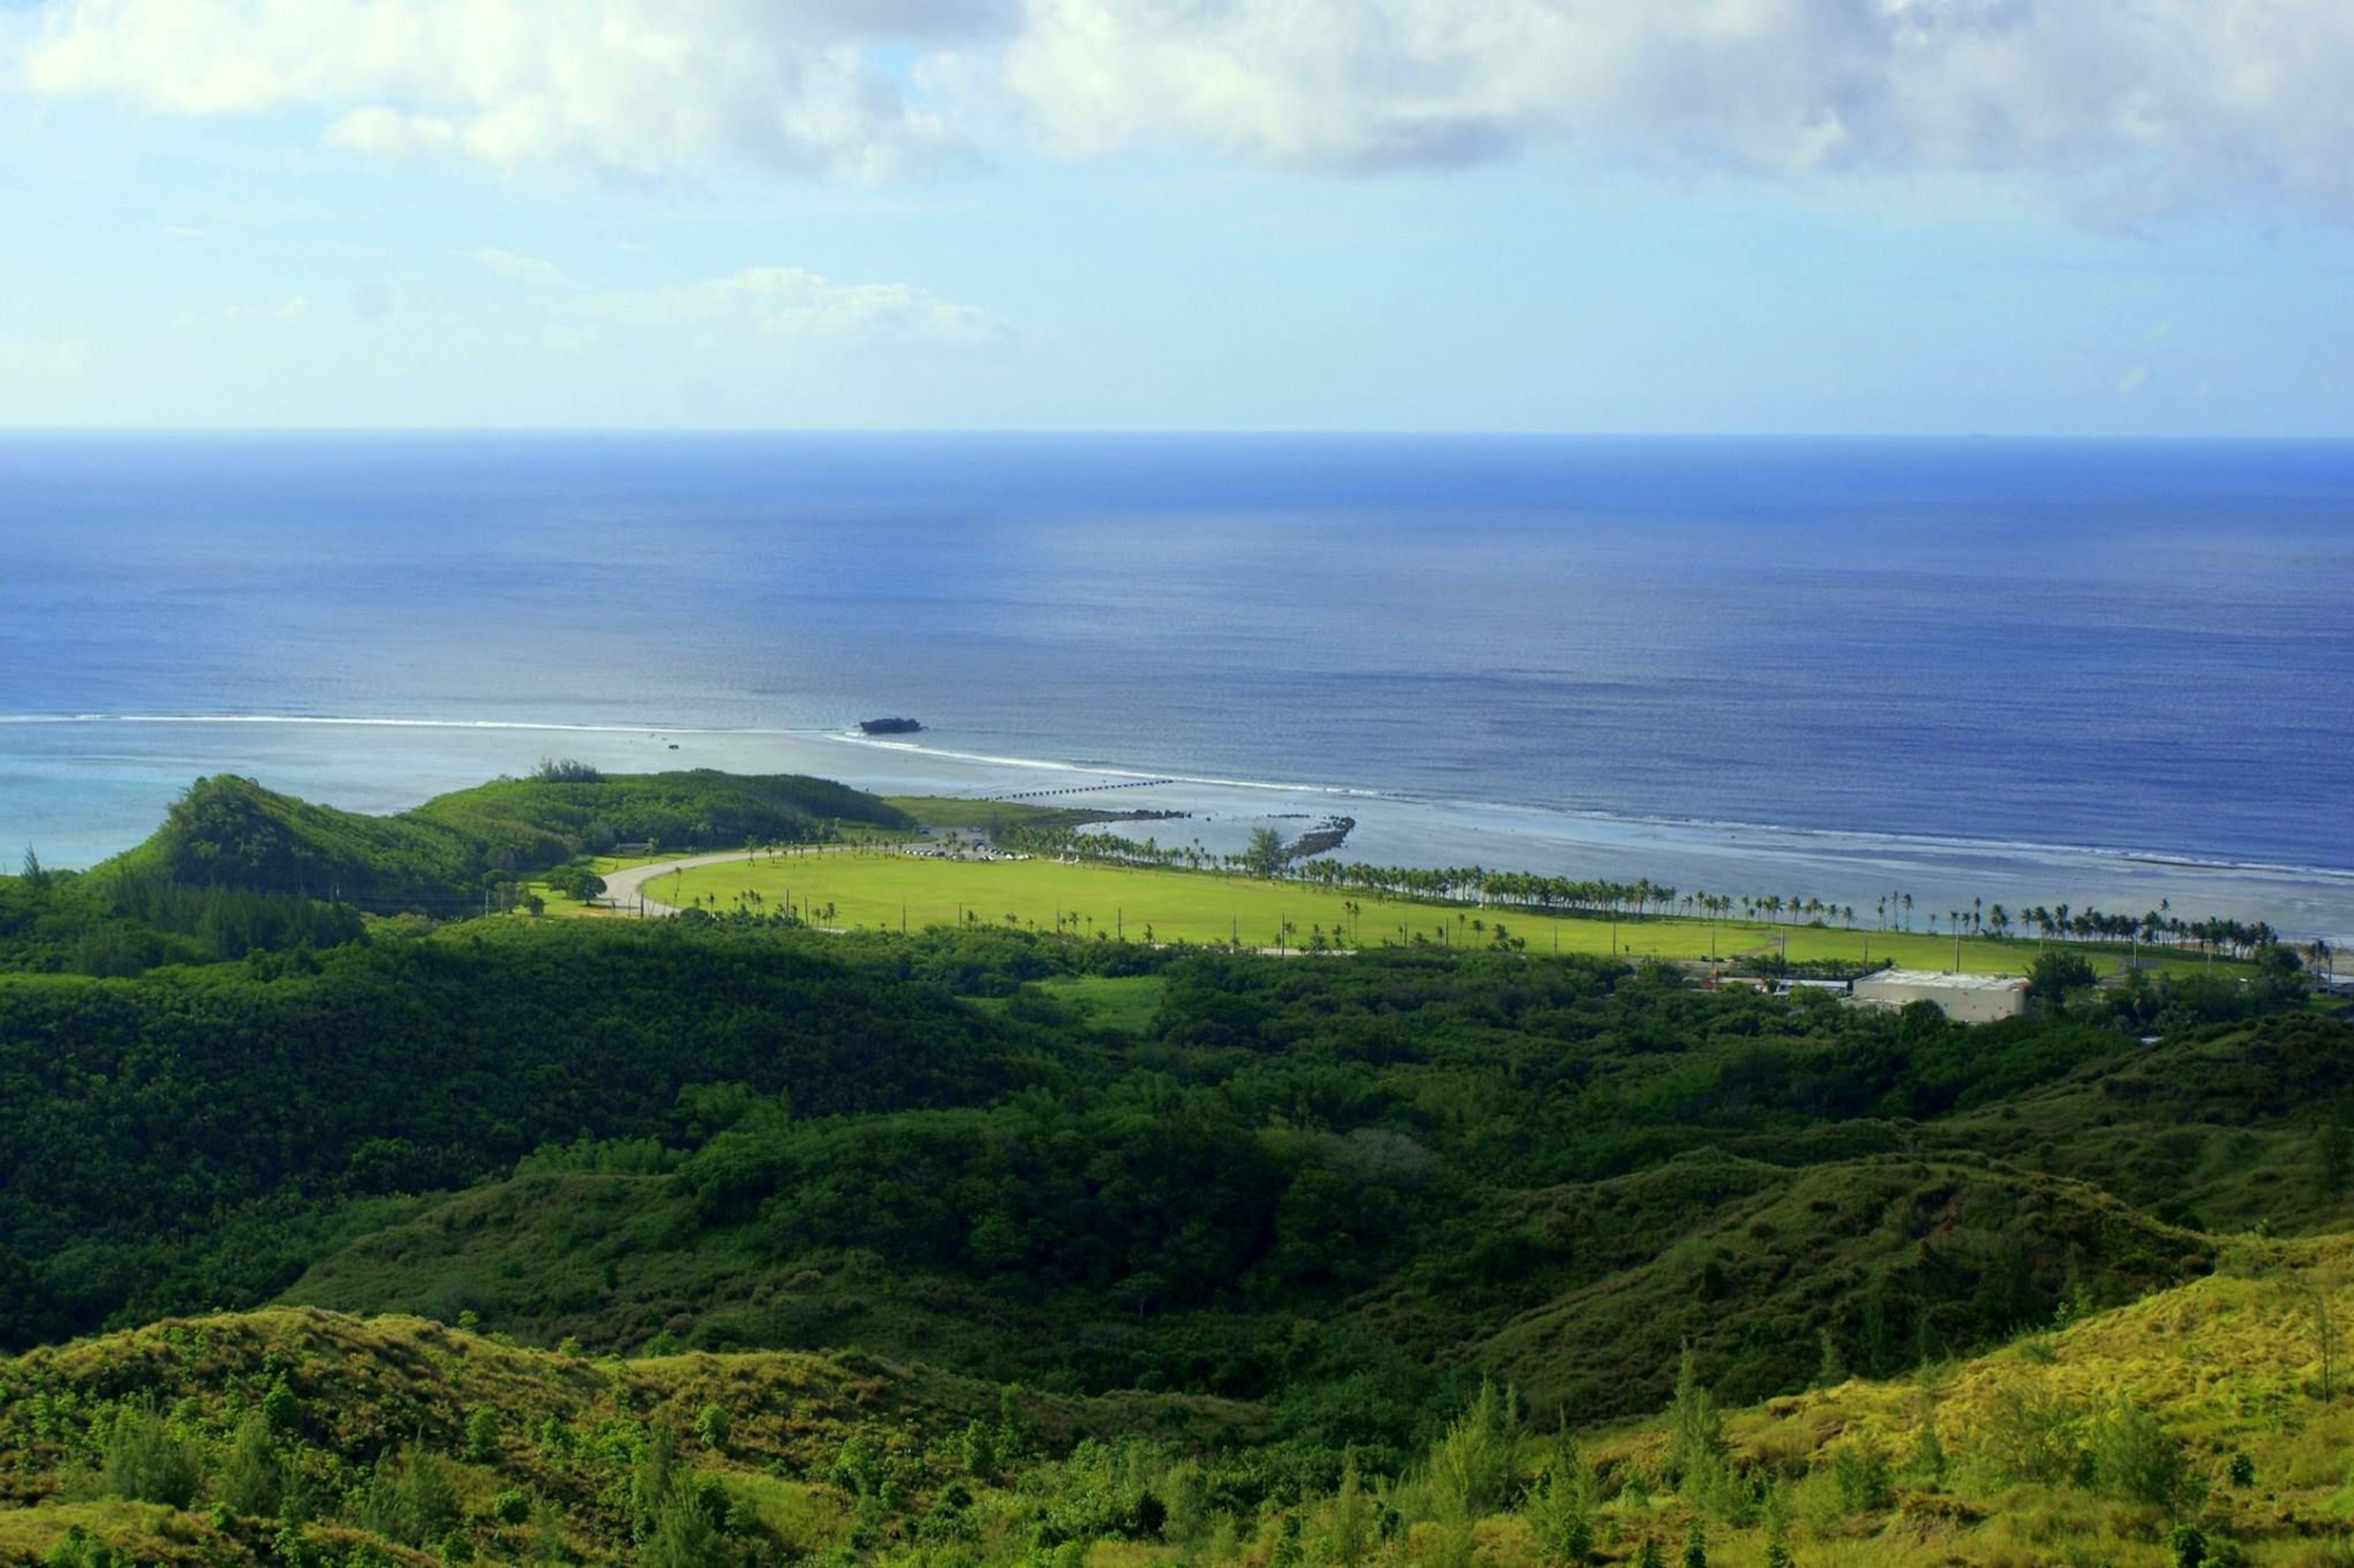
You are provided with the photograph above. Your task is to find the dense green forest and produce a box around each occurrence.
[1,777,2348,1567]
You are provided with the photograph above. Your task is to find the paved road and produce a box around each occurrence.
[596,850,772,916]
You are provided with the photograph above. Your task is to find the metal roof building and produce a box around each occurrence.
[1851,969,2029,1024]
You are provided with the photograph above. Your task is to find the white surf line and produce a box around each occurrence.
[0,713,834,738]
[10,712,2351,888]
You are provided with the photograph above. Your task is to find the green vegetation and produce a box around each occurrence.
[0,921,1041,1349]
[662,845,2244,983]
[0,772,2345,1567]
[85,769,911,922]
[0,771,915,976]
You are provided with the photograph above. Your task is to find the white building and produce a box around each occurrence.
[1852,969,2029,1024]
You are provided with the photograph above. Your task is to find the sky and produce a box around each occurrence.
[2,0,2351,434]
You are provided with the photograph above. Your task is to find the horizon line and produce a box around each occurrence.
[4,426,2352,443]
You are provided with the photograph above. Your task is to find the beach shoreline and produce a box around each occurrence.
[5,713,2352,945]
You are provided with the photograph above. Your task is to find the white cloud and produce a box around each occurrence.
[22,0,985,179]
[226,293,310,321]
[2117,365,2150,398]
[473,246,572,288]
[1001,0,2354,215]
[176,293,310,327]
[19,0,2354,218]
[0,340,91,382]
[574,265,1010,348]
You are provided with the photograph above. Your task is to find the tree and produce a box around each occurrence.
[464,1406,502,1463]
[1426,1379,1519,1518]
[1667,1346,1727,1498]
[558,868,608,903]
[2027,950,2096,1004]
[2088,1395,2190,1510]
[102,1404,202,1509]
[1246,826,1288,879]
[357,1444,460,1547]
[1321,1450,1375,1568]
[218,1412,284,1518]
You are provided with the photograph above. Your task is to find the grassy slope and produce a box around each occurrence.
[0,1306,1267,1567]
[659,852,2213,978]
[16,1249,2354,1568]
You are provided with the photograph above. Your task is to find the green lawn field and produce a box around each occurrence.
[657,847,2221,976]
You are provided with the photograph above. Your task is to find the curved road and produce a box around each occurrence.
[596,850,779,916]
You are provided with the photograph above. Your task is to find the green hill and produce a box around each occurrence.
[97,769,912,916]
[1923,1012,2354,1235]
[1,787,2344,1568]
[0,1306,1267,1567]
[9,1249,2354,1568]
[0,921,1061,1350]
[278,1151,2211,1431]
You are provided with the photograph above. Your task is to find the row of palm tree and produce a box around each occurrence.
[1004,825,2306,963]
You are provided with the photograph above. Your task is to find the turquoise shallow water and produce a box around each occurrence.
[5,433,2351,939]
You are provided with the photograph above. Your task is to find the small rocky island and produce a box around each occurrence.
[858,717,924,736]
[1285,815,1356,859]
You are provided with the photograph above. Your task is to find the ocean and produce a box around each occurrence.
[5,432,2351,941]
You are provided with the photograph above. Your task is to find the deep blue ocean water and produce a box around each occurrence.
[5,433,2352,937]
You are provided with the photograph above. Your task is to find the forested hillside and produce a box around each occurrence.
[0,777,2347,1568]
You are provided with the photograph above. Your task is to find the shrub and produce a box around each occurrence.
[1667,1349,1727,1497]
[463,1407,501,1464]
[695,1404,731,1453]
[260,1379,302,1434]
[1976,1381,2083,1487]
[1425,1380,1519,1518]
[101,1403,203,1509]
[359,1445,462,1547]
[2089,1396,2192,1512]
[1526,1447,1594,1565]
[1830,1434,1894,1515]
[44,1526,115,1568]
[216,1413,283,1517]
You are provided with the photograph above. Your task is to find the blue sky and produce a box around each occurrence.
[2,0,2351,433]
